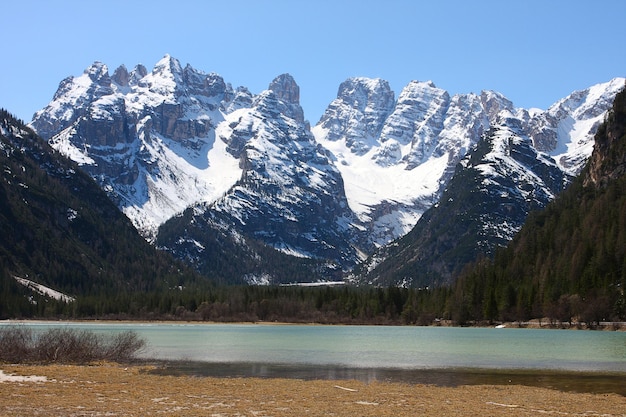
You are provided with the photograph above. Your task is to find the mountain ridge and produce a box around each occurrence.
[353,110,571,287]
[28,55,625,284]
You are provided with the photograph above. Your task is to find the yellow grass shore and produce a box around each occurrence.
[0,363,625,416]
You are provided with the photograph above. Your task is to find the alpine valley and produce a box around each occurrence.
[28,55,625,286]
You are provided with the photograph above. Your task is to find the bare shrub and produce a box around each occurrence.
[34,328,101,363]
[0,326,34,363]
[0,327,147,364]
[101,331,146,362]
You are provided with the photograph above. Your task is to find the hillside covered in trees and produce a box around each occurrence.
[450,86,626,326]
[0,110,201,318]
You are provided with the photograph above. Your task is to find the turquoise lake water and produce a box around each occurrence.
[4,321,625,373]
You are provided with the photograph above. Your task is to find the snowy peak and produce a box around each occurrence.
[30,56,243,238]
[444,112,568,254]
[254,74,306,125]
[314,77,623,249]
[316,77,395,152]
[525,77,626,175]
[133,55,185,103]
[27,55,624,284]
[163,73,361,271]
[33,62,116,140]
[313,78,514,249]
[269,73,300,104]
[479,90,514,120]
[355,112,570,288]
[84,61,111,86]
[476,112,566,205]
[378,80,451,167]
[155,54,183,74]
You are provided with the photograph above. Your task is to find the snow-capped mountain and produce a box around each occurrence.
[312,77,625,250]
[159,73,362,272]
[312,79,513,247]
[28,55,624,284]
[523,78,625,175]
[352,112,570,287]
[31,55,243,239]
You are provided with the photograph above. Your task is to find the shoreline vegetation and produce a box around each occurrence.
[7,284,624,331]
[0,326,146,364]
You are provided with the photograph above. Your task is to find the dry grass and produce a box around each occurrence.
[0,363,625,416]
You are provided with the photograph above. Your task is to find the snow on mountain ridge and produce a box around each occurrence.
[313,79,517,247]
[32,55,245,239]
[354,110,573,288]
[313,77,624,249]
[180,77,362,266]
[525,78,626,175]
[315,77,395,155]
[28,55,624,281]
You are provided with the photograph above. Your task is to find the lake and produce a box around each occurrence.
[4,321,626,393]
[3,321,625,373]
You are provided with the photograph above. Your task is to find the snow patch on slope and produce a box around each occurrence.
[123,123,242,237]
[316,122,446,218]
[14,276,75,303]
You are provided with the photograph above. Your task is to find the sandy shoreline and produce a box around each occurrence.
[0,363,624,417]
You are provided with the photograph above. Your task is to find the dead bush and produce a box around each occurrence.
[0,326,34,363]
[0,326,146,364]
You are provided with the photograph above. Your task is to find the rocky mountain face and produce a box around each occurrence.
[28,55,625,284]
[155,74,361,283]
[31,56,245,238]
[313,77,625,251]
[312,79,513,248]
[352,111,571,287]
[583,86,626,189]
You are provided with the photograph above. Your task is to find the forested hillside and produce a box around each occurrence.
[450,86,626,325]
[0,110,200,318]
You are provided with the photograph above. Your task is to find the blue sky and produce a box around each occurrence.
[2,0,625,124]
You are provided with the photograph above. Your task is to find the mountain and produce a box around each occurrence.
[28,55,625,284]
[315,77,625,253]
[30,56,243,239]
[449,86,626,324]
[312,79,512,248]
[0,110,199,317]
[349,79,625,287]
[352,111,570,287]
[155,74,359,283]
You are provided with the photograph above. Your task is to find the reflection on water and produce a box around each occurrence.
[149,360,626,396]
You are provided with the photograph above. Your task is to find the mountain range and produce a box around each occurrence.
[28,55,625,285]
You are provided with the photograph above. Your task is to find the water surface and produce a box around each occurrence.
[4,321,625,393]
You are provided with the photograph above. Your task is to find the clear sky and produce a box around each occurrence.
[2,0,625,124]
